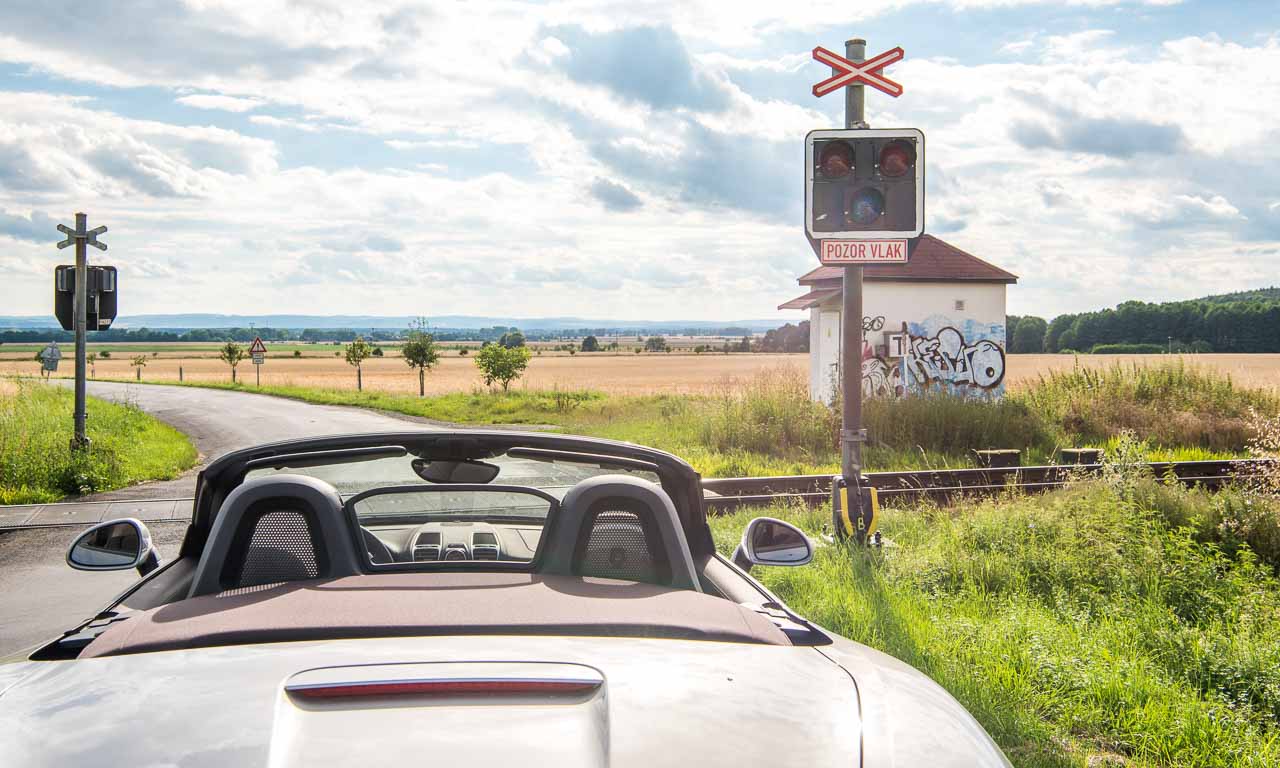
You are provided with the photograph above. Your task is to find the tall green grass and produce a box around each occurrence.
[0,379,197,504]
[76,359,1276,477]
[709,477,1280,766]
[1018,361,1277,453]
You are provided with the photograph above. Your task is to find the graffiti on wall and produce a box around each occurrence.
[862,356,904,398]
[905,325,1006,392]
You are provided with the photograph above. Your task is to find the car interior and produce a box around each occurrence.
[44,432,829,661]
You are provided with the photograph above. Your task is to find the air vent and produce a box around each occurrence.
[413,545,440,562]
[472,531,499,560]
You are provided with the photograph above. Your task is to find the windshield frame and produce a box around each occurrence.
[187,430,711,565]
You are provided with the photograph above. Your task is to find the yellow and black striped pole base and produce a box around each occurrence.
[832,475,880,544]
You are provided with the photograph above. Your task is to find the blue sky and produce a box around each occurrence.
[0,0,1277,321]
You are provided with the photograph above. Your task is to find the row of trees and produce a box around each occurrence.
[1010,295,1280,354]
[212,330,531,394]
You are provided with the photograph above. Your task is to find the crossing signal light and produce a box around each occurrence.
[54,265,118,331]
[805,128,924,240]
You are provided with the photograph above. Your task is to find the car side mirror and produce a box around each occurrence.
[732,517,813,572]
[67,518,161,577]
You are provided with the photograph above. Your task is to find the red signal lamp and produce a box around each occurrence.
[878,140,915,178]
[818,141,853,179]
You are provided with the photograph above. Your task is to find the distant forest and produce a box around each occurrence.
[1009,287,1280,354]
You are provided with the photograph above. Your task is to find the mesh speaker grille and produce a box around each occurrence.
[578,511,656,583]
[236,509,319,588]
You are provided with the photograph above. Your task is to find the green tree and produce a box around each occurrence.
[643,336,667,352]
[498,330,526,348]
[344,336,373,391]
[1010,316,1047,354]
[402,329,441,396]
[580,335,600,352]
[475,344,531,391]
[218,341,246,383]
[130,354,148,381]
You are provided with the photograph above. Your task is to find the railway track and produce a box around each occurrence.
[700,459,1267,513]
[1,459,1267,530]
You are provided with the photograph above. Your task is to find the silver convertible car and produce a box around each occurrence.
[0,431,1010,767]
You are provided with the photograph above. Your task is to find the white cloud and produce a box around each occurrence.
[0,5,1274,321]
[175,94,264,112]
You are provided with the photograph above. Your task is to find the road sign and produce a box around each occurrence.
[56,224,107,251]
[40,342,62,373]
[249,337,266,367]
[811,45,904,98]
[819,239,908,265]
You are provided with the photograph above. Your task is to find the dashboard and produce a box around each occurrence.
[366,522,542,563]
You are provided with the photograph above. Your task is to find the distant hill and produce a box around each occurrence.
[0,313,783,334]
[1198,287,1280,304]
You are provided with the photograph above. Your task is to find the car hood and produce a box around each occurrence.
[1,636,859,767]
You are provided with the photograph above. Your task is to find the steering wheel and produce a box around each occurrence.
[361,527,395,564]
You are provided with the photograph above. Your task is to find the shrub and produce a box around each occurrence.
[475,344,531,391]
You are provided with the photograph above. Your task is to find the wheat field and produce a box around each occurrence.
[3,352,1277,395]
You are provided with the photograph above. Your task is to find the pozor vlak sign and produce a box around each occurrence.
[805,127,924,265]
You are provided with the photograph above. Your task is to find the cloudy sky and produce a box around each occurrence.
[0,0,1277,322]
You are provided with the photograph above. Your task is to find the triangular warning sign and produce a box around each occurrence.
[249,337,267,355]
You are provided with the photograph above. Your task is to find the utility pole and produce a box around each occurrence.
[838,39,868,482]
[55,213,107,451]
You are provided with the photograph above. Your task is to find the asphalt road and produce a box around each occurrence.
[53,379,439,500]
[0,522,187,657]
[2,381,439,657]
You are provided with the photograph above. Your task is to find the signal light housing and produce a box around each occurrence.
[805,128,924,241]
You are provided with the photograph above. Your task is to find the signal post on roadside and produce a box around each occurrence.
[55,214,111,452]
[807,39,925,543]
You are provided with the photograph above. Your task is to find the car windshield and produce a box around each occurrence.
[244,447,661,501]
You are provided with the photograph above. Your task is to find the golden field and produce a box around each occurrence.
[3,352,1277,395]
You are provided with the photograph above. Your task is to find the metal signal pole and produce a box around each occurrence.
[839,39,868,481]
[55,213,107,451]
[73,213,87,448]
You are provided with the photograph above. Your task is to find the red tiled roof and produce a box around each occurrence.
[797,235,1018,286]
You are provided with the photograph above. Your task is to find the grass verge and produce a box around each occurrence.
[73,358,1276,478]
[0,379,198,504]
[709,472,1280,767]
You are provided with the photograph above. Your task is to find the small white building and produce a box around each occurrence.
[779,235,1018,402]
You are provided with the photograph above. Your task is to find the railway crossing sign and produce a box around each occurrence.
[57,223,107,252]
[805,37,925,545]
[811,45,904,98]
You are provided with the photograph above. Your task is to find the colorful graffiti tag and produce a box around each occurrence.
[862,356,903,398]
[906,324,1006,393]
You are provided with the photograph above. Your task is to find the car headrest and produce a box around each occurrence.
[188,474,363,598]
[541,475,700,591]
